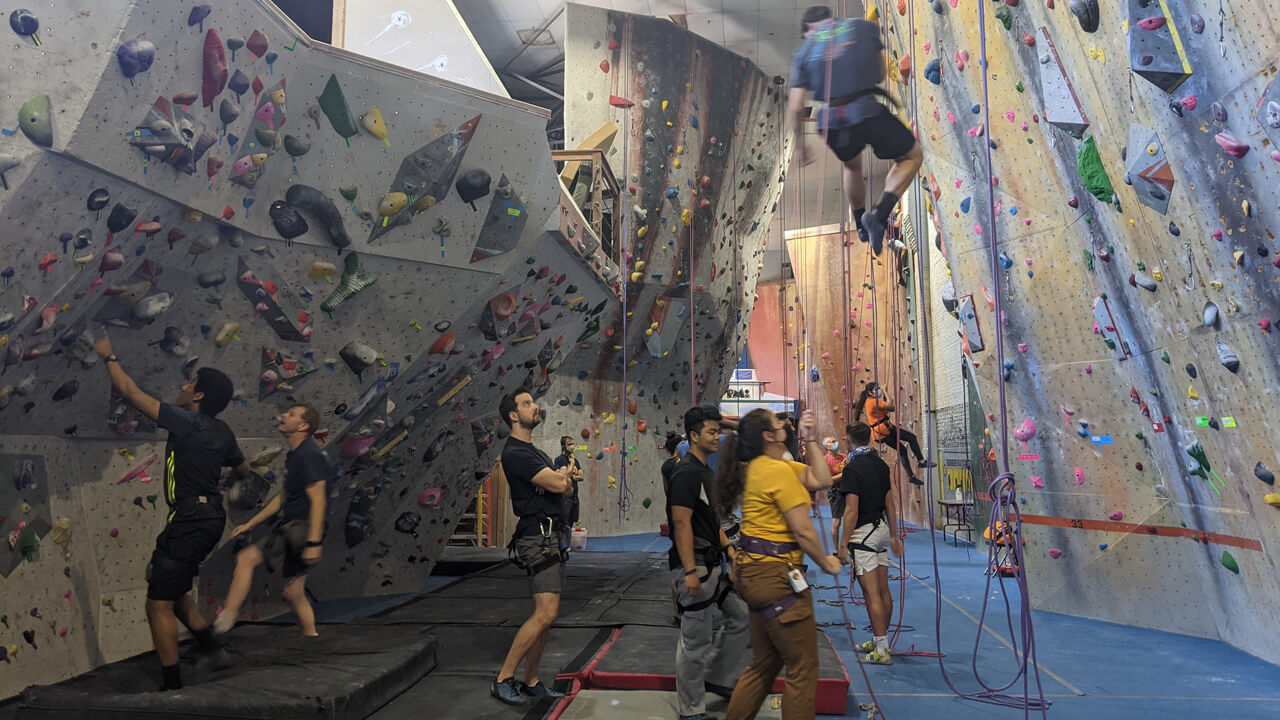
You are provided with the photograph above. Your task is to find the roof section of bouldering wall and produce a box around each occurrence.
[553,4,790,535]
[885,0,1280,662]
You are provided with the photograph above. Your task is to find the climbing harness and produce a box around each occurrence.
[734,534,806,621]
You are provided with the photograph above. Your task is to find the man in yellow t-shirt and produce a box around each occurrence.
[715,409,841,720]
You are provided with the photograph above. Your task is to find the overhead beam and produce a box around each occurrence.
[499,70,564,101]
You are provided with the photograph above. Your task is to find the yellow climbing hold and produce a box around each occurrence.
[681,208,692,226]
[1233,250,1245,265]
[645,327,654,336]
[635,261,646,271]
[184,209,204,222]
[307,260,338,279]
[1264,494,1280,507]
[1152,270,1162,281]
[412,194,437,212]
[1188,385,1199,400]
[378,192,408,216]
[270,88,287,106]
[673,158,682,169]
[1146,142,1158,156]
[1209,281,1223,290]
[607,475,618,489]
[676,145,684,155]
[630,272,642,282]
[602,412,616,425]
[250,153,268,168]
[866,3,879,21]
[362,107,390,145]
[662,100,669,112]
[1242,200,1251,216]
[637,226,648,238]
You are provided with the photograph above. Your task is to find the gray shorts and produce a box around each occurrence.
[512,534,567,595]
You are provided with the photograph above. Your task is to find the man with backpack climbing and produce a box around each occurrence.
[790,5,923,256]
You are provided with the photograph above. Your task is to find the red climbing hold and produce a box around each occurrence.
[1067,195,1079,208]
[609,95,634,108]
[1180,94,1197,111]
[1214,132,1249,158]
[599,59,610,73]
[1137,16,1167,30]
[1047,0,1054,7]
[608,38,618,51]
[1023,32,1036,46]
[897,0,907,14]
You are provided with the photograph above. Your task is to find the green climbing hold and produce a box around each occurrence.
[1015,81,1025,93]
[1136,261,1146,271]
[339,185,358,201]
[672,381,680,391]
[18,94,53,147]
[995,4,1013,29]
[1161,351,1170,363]
[18,527,38,562]
[1104,338,1116,350]
[1077,136,1115,204]
[576,315,600,343]
[1082,249,1094,270]
[1221,551,1239,574]
[318,74,359,143]
[255,127,277,148]
[1135,431,1145,440]
[642,497,652,508]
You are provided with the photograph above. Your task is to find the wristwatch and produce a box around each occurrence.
[105,354,119,363]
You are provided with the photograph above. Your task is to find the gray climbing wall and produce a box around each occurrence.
[551,5,789,535]
[0,0,614,696]
[887,0,1280,663]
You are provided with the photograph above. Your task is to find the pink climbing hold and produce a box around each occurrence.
[974,223,983,235]
[1049,549,1062,559]
[1085,363,1093,374]
[1020,121,1029,131]
[1074,467,1085,485]
[1179,94,1197,111]
[1109,510,1124,521]
[1137,16,1167,30]
[1212,229,1223,241]
[1214,132,1249,158]
[1017,343,1028,352]
[1271,150,1280,162]
[1260,317,1272,333]
[1013,418,1037,449]
[599,59,610,73]
[1005,110,1016,122]
[947,110,956,124]
[954,177,963,189]
[821,352,831,359]
[418,488,442,509]
[1274,256,1280,268]
[1031,476,1045,488]
[924,42,932,52]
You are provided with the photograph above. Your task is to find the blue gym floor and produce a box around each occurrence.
[295,520,1280,719]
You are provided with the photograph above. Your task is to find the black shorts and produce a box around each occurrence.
[824,105,916,162]
[147,510,225,601]
[257,520,314,580]
[828,488,846,520]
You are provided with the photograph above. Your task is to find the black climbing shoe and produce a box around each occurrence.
[517,680,565,699]
[908,474,924,486]
[917,459,935,469]
[862,213,886,256]
[491,677,528,706]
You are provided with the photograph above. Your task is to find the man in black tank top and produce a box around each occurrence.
[95,332,251,691]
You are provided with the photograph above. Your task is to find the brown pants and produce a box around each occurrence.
[725,560,819,720]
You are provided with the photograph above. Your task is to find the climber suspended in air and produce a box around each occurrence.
[788,5,923,256]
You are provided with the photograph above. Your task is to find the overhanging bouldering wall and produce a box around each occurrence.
[0,0,608,696]
[785,227,926,525]
[884,0,1280,662]
[553,5,789,535]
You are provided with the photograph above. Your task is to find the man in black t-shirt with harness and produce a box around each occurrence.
[94,331,251,691]
[835,422,904,667]
[668,406,749,720]
[215,403,330,641]
[492,388,573,706]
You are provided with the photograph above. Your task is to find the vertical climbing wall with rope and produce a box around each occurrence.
[785,228,927,526]
[554,5,789,534]
[883,0,1280,662]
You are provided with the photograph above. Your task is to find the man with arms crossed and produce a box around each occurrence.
[836,422,904,665]
[492,388,573,705]
[668,406,750,720]
[94,331,250,690]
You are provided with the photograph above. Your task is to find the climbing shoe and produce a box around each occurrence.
[856,224,869,245]
[917,459,936,469]
[908,474,924,486]
[862,213,886,256]
[863,648,893,665]
[857,639,876,653]
[517,680,565,699]
[491,677,528,706]
[320,252,376,314]
[705,681,735,700]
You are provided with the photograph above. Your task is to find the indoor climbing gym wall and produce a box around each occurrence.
[884,0,1280,662]
[0,0,617,695]
[554,4,789,535]
[786,227,927,525]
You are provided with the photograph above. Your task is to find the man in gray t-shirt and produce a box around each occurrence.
[789,5,923,256]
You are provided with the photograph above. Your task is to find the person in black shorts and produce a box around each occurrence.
[215,403,330,640]
[553,435,584,528]
[492,388,573,706]
[94,331,250,691]
[789,5,924,255]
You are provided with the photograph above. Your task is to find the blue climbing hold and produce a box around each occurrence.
[1009,205,1018,215]
[924,59,941,84]
[971,104,981,115]
[1099,543,1109,550]
[999,251,1013,270]
[690,114,699,129]
[666,187,679,199]
[960,197,971,213]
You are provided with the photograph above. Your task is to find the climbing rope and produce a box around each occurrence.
[617,22,633,520]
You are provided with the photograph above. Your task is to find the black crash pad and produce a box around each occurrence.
[15,624,437,720]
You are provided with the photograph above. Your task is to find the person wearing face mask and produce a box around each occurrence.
[853,381,930,485]
[821,438,848,551]
[716,409,841,720]
[553,436,584,528]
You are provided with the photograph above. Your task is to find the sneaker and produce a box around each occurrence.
[863,648,893,665]
[862,213,886,256]
[857,639,876,653]
[491,677,528,706]
[705,682,735,700]
[517,680,565,699]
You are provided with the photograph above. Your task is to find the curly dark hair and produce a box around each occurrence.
[853,381,880,423]
[714,408,776,518]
